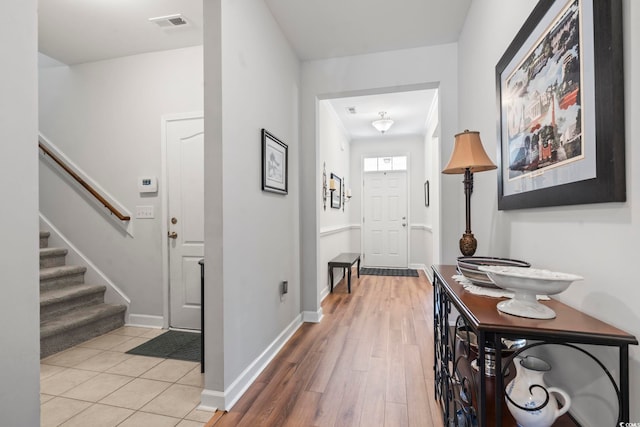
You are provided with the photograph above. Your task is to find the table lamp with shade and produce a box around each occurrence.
[442,130,497,256]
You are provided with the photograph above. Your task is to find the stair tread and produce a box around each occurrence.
[40,247,68,257]
[40,265,86,279]
[40,284,106,306]
[41,303,126,338]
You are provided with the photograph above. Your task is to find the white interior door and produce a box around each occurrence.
[167,116,204,330]
[363,170,408,268]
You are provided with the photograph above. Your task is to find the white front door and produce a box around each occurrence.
[166,116,204,330]
[363,170,408,268]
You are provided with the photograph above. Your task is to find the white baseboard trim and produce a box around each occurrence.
[408,263,426,271]
[196,402,219,413]
[127,314,164,329]
[409,263,432,282]
[302,307,323,323]
[200,314,303,411]
[320,285,330,303]
[425,267,434,283]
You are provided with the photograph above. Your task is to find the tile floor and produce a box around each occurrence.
[40,326,213,427]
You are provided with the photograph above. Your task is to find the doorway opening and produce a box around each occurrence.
[317,85,440,299]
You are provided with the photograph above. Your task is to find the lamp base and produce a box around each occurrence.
[460,233,477,256]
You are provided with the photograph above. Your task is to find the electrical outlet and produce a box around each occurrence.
[136,205,154,219]
[282,280,288,294]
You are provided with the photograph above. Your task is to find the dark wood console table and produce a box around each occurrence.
[328,253,360,293]
[432,265,637,427]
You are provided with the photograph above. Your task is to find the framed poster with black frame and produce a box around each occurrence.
[261,129,288,195]
[495,0,625,210]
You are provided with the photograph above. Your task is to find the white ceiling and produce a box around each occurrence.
[264,0,471,61]
[326,90,437,140]
[38,0,470,138]
[38,0,203,65]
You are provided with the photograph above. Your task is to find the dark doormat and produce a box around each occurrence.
[360,268,419,277]
[126,330,201,362]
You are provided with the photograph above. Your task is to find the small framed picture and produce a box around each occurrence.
[261,129,288,195]
[330,173,342,209]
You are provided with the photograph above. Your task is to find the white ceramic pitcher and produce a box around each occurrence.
[505,355,571,427]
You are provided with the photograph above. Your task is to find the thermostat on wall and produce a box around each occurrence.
[138,176,158,193]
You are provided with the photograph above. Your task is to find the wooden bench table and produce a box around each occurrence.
[328,252,361,293]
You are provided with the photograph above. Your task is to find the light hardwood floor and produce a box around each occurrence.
[214,269,445,427]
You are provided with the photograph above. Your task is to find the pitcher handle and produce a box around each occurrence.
[547,387,572,419]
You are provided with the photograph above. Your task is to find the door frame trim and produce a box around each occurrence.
[360,152,411,268]
[161,111,204,329]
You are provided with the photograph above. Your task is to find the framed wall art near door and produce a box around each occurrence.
[495,0,625,210]
[330,173,342,209]
[261,129,288,195]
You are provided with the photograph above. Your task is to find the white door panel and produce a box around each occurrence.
[363,171,408,268]
[167,117,204,330]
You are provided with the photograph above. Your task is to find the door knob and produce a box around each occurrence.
[168,231,178,239]
[402,223,407,227]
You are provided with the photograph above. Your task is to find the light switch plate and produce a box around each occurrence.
[136,205,154,219]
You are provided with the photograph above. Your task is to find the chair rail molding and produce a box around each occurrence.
[319,223,360,237]
[410,223,432,232]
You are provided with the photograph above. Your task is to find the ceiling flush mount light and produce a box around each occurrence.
[372,111,394,134]
[442,130,497,256]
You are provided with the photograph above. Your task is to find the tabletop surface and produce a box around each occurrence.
[433,265,637,345]
[329,253,361,265]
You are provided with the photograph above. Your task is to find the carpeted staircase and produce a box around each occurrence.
[40,230,126,358]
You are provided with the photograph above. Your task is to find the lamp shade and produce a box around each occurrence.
[442,130,497,174]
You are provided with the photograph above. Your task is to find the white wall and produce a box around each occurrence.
[318,101,353,299]
[202,0,224,401]
[301,44,459,317]
[38,46,203,321]
[319,101,352,229]
[201,0,301,410]
[0,0,40,424]
[459,0,639,423]
[423,93,440,280]
[350,135,428,268]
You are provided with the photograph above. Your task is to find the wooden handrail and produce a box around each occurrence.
[39,141,131,221]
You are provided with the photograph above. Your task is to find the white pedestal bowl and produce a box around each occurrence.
[478,266,583,319]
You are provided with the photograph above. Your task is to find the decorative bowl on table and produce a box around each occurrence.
[479,266,583,319]
[456,256,531,288]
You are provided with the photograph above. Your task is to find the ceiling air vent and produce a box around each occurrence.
[149,14,189,28]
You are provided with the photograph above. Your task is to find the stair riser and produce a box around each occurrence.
[40,254,67,269]
[40,273,85,291]
[40,234,50,249]
[40,313,125,359]
[41,292,106,322]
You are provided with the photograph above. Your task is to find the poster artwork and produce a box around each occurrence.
[505,0,583,180]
